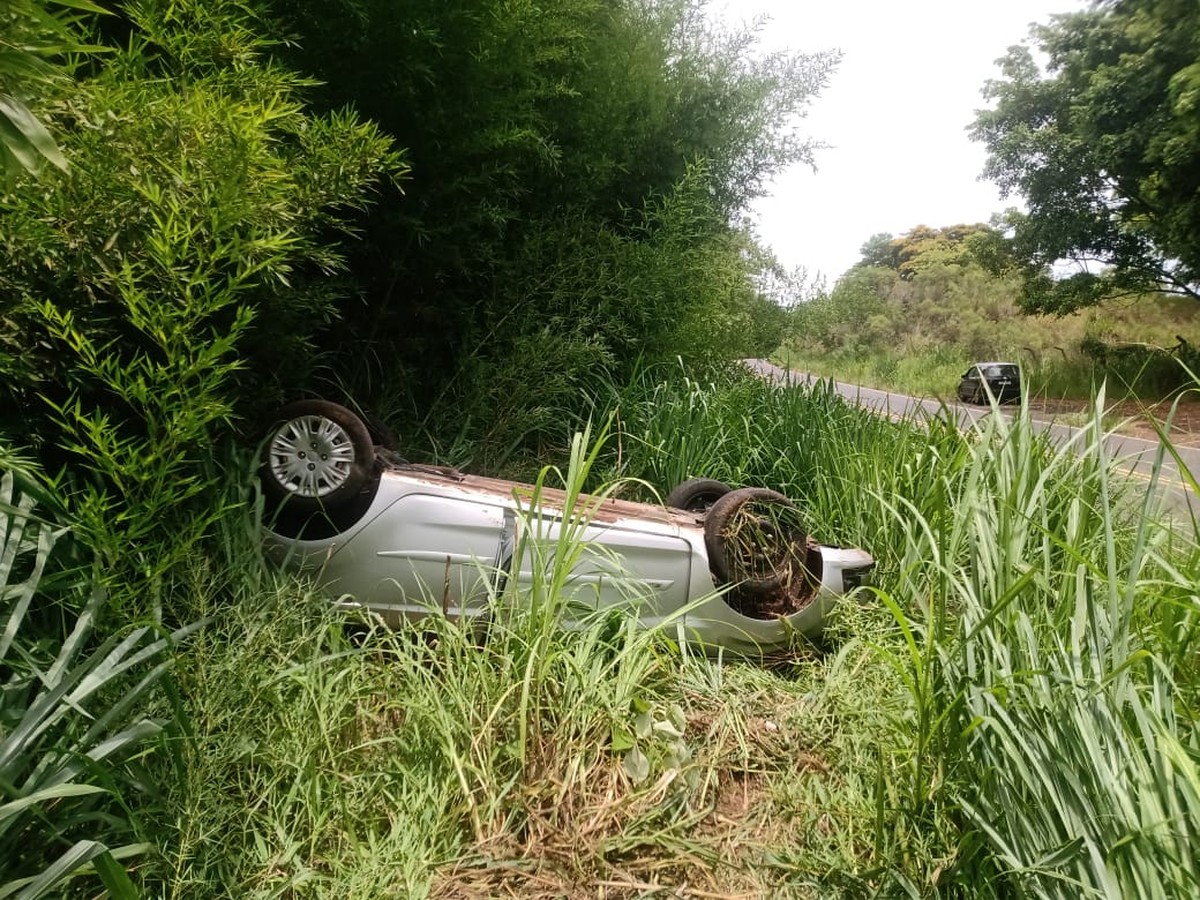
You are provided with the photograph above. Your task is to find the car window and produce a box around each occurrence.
[982,365,1018,378]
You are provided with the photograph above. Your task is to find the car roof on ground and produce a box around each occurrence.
[973,361,1019,367]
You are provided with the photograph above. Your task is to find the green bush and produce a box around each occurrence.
[0,0,402,605]
[0,468,198,897]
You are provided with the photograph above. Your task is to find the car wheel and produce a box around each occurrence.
[261,400,376,515]
[664,478,732,513]
[704,487,810,594]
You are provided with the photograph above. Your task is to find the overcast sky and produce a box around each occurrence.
[708,0,1085,286]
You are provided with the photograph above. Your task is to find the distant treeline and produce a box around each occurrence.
[786,224,1200,398]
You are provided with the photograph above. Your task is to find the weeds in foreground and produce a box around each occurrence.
[0,470,197,898]
[878,389,1200,896]
[153,415,912,897]
[156,582,922,898]
[113,371,1200,895]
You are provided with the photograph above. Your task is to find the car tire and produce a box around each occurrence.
[664,478,732,513]
[260,400,376,516]
[704,487,809,594]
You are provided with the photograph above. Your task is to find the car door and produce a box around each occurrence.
[509,512,696,627]
[959,367,980,400]
[318,491,509,620]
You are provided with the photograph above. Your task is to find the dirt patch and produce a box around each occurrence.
[710,771,768,821]
[1026,395,1200,448]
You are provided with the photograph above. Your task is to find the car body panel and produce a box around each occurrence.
[265,462,874,654]
[513,517,697,618]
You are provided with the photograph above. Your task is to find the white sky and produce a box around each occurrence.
[709,0,1084,285]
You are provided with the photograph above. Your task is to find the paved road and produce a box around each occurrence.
[746,360,1199,517]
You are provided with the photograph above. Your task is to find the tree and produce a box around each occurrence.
[970,0,1200,314]
[855,232,898,270]
[262,0,840,404]
[851,224,993,280]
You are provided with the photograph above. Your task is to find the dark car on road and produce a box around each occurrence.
[957,362,1021,404]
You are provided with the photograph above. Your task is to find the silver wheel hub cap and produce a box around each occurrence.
[268,415,357,498]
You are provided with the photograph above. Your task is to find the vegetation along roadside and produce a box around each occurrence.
[2,0,1198,897]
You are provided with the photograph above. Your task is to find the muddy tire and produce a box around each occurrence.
[664,478,732,513]
[704,487,810,594]
[260,400,376,516]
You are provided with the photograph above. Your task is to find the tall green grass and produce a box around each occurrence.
[873,390,1199,896]
[616,370,973,563]
[137,367,1200,896]
[0,469,197,898]
[614,370,1200,893]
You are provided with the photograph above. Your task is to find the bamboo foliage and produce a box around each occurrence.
[0,470,199,897]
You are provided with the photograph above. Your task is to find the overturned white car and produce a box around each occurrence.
[259,400,873,654]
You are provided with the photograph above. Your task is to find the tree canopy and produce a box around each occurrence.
[0,0,403,576]
[263,0,838,416]
[853,224,993,280]
[971,0,1200,314]
[791,220,1200,399]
